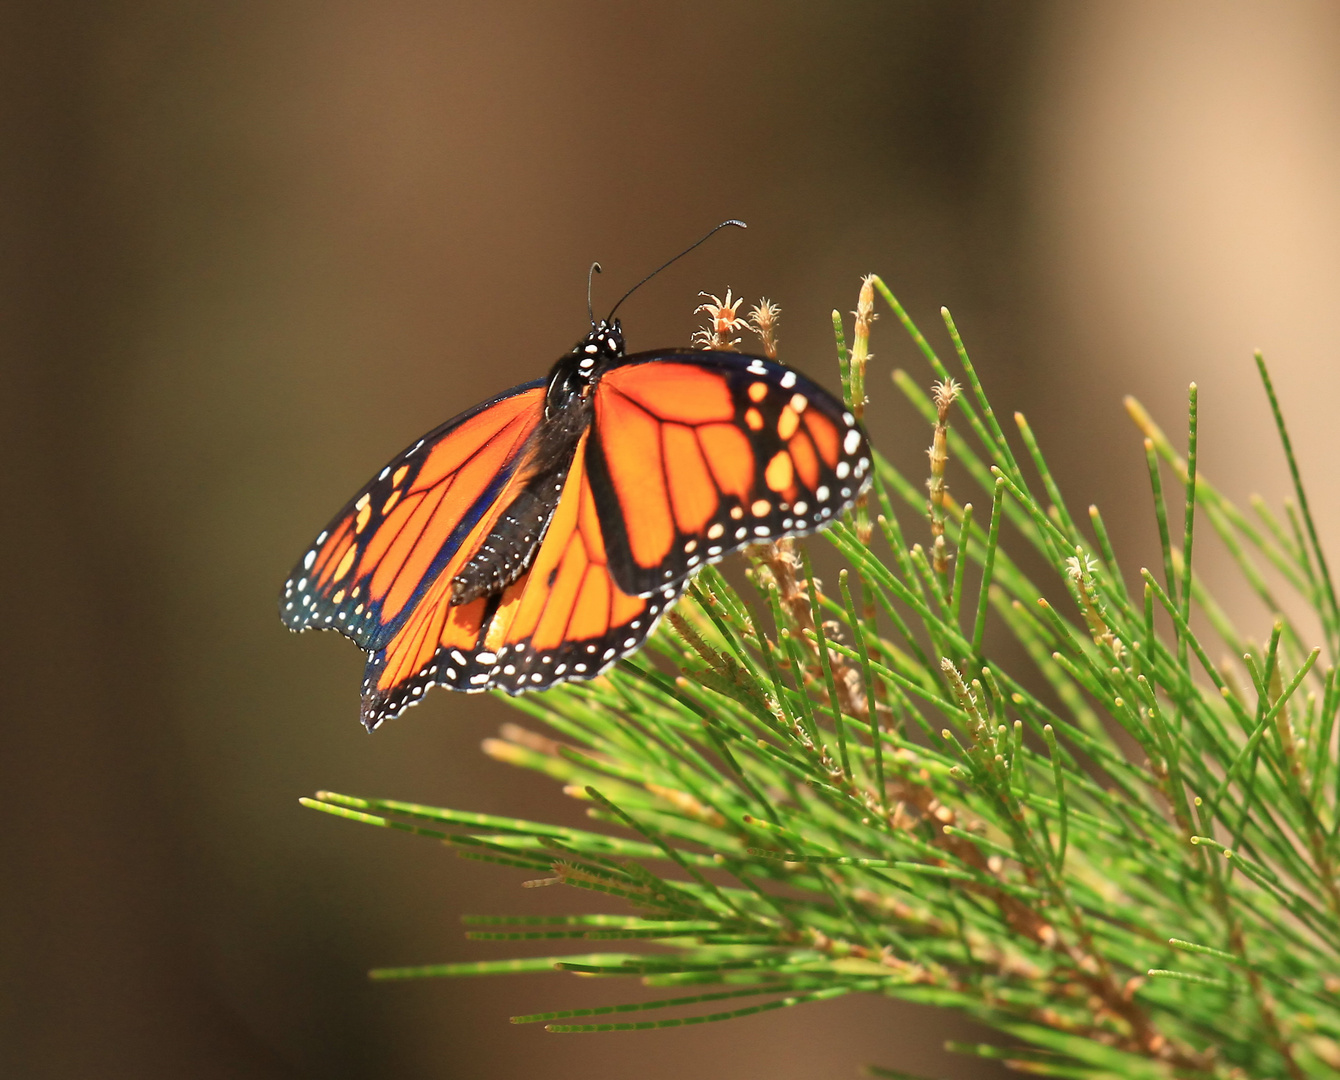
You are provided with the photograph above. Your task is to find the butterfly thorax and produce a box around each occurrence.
[449,322,622,606]
[542,319,624,416]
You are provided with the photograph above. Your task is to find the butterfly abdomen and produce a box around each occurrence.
[450,466,568,604]
[449,373,593,605]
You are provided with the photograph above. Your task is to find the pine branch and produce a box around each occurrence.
[304,278,1340,1080]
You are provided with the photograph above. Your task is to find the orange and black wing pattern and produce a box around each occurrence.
[280,382,546,652]
[586,351,871,597]
[358,429,681,727]
[283,342,870,730]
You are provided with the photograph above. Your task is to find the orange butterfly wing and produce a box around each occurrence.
[585,352,871,597]
[358,429,679,727]
[280,382,546,651]
[285,347,870,730]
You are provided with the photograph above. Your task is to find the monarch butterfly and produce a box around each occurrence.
[281,233,871,729]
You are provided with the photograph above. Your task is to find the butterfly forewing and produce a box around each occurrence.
[280,382,546,651]
[358,429,682,728]
[586,351,871,598]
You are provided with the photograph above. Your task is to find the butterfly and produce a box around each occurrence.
[281,250,871,729]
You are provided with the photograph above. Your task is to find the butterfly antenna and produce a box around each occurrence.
[605,219,746,321]
[586,262,602,326]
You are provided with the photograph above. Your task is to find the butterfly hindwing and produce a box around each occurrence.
[280,381,546,651]
[586,350,871,598]
[358,429,681,728]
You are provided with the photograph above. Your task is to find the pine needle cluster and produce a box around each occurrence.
[304,278,1340,1079]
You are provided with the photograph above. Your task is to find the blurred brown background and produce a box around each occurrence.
[4,2,1339,1078]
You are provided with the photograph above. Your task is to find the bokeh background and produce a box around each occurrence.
[5,2,1340,1078]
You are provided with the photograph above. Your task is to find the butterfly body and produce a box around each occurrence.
[448,351,603,605]
[282,318,870,729]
